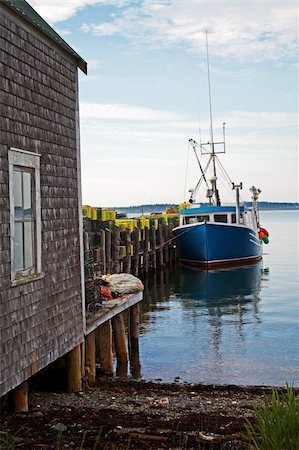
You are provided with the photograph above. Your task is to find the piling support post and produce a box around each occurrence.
[13,381,28,412]
[66,344,82,392]
[144,226,149,273]
[98,320,114,375]
[163,224,169,266]
[113,226,121,273]
[124,228,132,273]
[150,225,157,271]
[129,303,141,378]
[112,313,128,377]
[105,228,112,274]
[158,224,164,268]
[85,331,96,385]
[100,229,106,274]
[133,227,140,276]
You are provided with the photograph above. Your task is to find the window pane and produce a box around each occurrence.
[23,171,32,219]
[13,170,23,219]
[214,214,228,223]
[24,221,34,269]
[15,222,24,271]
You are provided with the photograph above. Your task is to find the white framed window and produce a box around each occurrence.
[9,148,42,284]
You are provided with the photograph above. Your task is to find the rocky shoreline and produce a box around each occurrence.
[1,377,281,449]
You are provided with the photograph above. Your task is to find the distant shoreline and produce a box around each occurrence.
[112,203,299,214]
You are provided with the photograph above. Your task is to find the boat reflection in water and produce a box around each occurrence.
[176,262,262,310]
[140,262,265,384]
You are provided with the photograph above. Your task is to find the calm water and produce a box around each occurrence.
[138,210,299,386]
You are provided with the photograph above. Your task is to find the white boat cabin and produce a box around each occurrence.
[180,205,257,230]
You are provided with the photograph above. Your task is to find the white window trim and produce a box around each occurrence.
[8,148,43,285]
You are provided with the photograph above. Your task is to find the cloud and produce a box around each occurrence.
[80,102,182,120]
[27,0,129,24]
[80,103,297,130]
[27,0,297,61]
[80,0,297,62]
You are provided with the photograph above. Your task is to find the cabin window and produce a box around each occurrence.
[214,214,228,223]
[9,149,42,284]
[196,215,209,222]
[185,215,209,224]
[185,216,197,224]
[231,213,243,224]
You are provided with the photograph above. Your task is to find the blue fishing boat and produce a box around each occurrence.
[173,33,269,269]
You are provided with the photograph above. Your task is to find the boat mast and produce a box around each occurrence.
[206,31,221,206]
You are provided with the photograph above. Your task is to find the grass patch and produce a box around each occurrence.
[245,384,299,450]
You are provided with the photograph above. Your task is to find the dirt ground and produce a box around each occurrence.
[0,376,276,450]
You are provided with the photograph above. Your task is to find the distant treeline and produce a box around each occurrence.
[114,202,298,214]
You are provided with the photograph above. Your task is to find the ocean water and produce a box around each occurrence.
[139,210,299,386]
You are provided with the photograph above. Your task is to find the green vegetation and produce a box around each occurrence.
[245,385,299,450]
[0,426,23,450]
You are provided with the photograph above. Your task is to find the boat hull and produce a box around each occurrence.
[172,222,262,269]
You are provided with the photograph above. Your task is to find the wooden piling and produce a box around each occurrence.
[133,227,140,276]
[113,226,121,273]
[80,341,85,378]
[129,304,140,378]
[105,228,112,274]
[85,331,96,385]
[112,313,128,377]
[143,226,149,273]
[150,224,157,270]
[158,224,164,268]
[66,344,82,392]
[163,224,169,266]
[13,381,28,412]
[124,228,132,273]
[98,320,114,375]
[100,229,106,274]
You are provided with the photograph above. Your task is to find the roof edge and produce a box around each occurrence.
[2,0,87,74]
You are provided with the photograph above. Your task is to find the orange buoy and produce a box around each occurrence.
[258,231,265,240]
[259,227,269,237]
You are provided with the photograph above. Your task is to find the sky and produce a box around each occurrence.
[27,0,298,207]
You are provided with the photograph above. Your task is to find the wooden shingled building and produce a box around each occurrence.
[0,0,87,400]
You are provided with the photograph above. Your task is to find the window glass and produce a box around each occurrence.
[214,214,228,223]
[23,171,32,219]
[186,217,197,224]
[13,170,23,219]
[9,148,41,283]
[197,215,209,222]
[24,221,34,268]
[13,168,34,273]
[232,214,236,223]
[14,222,23,271]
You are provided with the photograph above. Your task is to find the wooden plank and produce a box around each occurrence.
[86,291,143,334]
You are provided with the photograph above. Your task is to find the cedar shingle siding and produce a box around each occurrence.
[0,1,86,397]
